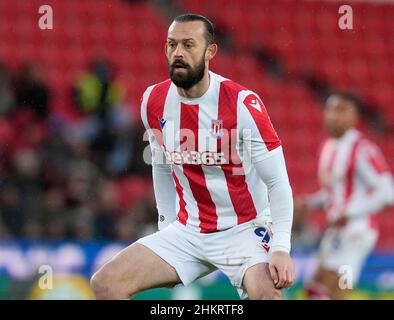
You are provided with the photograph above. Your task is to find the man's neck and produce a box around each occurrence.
[332,127,354,140]
[177,71,210,99]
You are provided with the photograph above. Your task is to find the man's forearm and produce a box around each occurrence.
[267,178,293,253]
[305,189,328,211]
[346,175,394,218]
[253,149,293,253]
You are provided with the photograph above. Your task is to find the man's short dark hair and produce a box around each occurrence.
[173,13,215,45]
[328,91,363,115]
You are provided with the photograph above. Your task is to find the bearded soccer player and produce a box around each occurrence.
[295,93,394,300]
[91,14,295,300]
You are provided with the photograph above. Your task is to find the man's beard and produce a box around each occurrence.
[169,55,206,90]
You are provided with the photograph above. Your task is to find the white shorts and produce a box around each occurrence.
[318,226,378,285]
[136,216,273,299]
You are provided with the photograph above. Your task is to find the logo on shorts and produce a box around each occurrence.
[254,227,271,252]
[159,215,165,222]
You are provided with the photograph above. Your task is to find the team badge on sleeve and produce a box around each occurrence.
[244,94,263,112]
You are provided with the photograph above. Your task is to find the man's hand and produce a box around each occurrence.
[269,251,296,289]
[329,214,348,228]
[293,196,310,230]
[294,196,309,215]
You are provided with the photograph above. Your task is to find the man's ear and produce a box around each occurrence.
[205,43,218,61]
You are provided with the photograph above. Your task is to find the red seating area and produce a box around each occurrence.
[181,0,394,119]
[0,0,165,226]
[180,0,394,248]
[0,0,169,119]
[0,0,393,247]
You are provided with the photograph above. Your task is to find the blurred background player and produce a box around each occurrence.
[294,92,394,299]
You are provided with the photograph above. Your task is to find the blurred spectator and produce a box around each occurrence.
[0,60,155,242]
[69,203,95,240]
[114,195,158,242]
[0,180,25,236]
[15,63,50,119]
[64,158,102,207]
[92,180,119,240]
[73,59,124,117]
[0,62,15,117]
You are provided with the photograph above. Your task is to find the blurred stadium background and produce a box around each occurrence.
[0,0,393,299]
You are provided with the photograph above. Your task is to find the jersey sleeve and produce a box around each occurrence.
[238,90,282,163]
[346,141,394,218]
[140,85,171,166]
[305,189,329,210]
[140,85,162,161]
[140,86,177,229]
[238,90,293,252]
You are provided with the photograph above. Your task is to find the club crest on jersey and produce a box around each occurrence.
[159,118,167,129]
[210,120,223,138]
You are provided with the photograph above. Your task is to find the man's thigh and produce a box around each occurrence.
[100,242,182,293]
[92,223,217,298]
[136,223,216,287]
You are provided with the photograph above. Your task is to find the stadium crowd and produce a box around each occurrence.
[0,60,157,242]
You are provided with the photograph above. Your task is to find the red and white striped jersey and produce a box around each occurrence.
[317,128,394,230]
[140,71,283,234]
